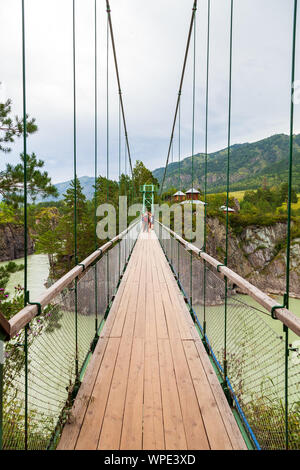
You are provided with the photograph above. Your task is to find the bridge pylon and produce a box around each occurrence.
[140,184,158,214]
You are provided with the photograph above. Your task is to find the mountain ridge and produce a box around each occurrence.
[38,133,300,202]
[153,133,300,193]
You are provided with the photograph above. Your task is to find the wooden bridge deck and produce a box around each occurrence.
[58,231,246,450]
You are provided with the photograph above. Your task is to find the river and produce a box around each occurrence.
[0,253,50,299]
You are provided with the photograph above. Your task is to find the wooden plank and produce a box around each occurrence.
[57,337,109,450]
[156,248,193,341]
[58,278,127,451]
[157,338,187,450]
[183,340,233,450]
[110,241,143,338]
[152,242,181,340]
[58,236,141,450]
[151,243,169,340]
[120,337,145,449]
[191,334,247,450]
[97,334,133,450]
[75,337,121,450]
[143,339,165,450]
[144,240,157,339]
[0,312,11,338]
[160,285,181,340]
[169,339,210,450]
[100,260,132,339]
[97,271,140,449]
[134,240,147,338]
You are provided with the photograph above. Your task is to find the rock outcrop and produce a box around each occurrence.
[0,224,34,262]
[206,217,300,298]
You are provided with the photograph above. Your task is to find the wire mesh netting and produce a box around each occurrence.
[157,224,300,450]
[2,224,140,450]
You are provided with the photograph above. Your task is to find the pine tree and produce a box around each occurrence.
[0,95,57,206]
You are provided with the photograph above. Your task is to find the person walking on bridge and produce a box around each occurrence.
[142,211,148,232]
[150,212,154,230]
[148,211,154,231]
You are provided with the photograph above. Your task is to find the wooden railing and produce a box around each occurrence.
[0,220,140,340]
[157,221,300,337]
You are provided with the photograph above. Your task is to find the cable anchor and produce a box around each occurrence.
[25,291,42,316]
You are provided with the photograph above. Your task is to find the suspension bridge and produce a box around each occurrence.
[0,0,300,451]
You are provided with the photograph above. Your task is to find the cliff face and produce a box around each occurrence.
[206,217,300,298]
[0,224,34,262]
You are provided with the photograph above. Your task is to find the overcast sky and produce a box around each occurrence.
[0,0,299,183]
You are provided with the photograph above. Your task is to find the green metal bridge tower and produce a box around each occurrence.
[140,184,158,214]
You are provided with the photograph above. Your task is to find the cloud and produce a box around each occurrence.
[0,0,299,183]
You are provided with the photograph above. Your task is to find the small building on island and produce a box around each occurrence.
[172,190,185,202]
[220,205,235,213]
[185,188,201,201]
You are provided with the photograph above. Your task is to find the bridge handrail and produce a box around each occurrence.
[0,220,140,340]
[157,221,300,337]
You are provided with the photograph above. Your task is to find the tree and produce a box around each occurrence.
[0,261,24,290]
[279,182,298,205]
[36,178,93,278]
[0,93,37,154]
[0,94,57,207]
[0,153,58,206]
[132,160,159,194]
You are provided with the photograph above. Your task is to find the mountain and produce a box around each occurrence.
[152,133,300,193]
[36,176,95,202]
[38,133,300,203]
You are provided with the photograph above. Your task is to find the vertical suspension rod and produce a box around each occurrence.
[106,0,133,178]
[160,0,198,195]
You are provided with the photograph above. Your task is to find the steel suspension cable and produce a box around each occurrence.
[284,0,298,450]
[21,0,28,450]
[106,0,133,178]
[286,0,298,309]
[94,0,98,333]
[72,0,79,381]
[223,0,234,388]
[178,100,181,191]
[177,99,181,282]
[72,0,78,265]
[160,0,198,196]
[106,14,110,306]
[106,16,109,201]
[190,7,197,311]
[118,94,121,276]
[203,0,211,345]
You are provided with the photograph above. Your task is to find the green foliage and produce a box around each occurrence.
[206,193,235,213]
[35,178,93,277]
[0,152,58,206]
[245,391,300,450]
[0,94,37,154]
[161,186,179,201]
[0,93,57,209]
[0,202,16,223]
[0,262,24,290]
[1,286,62,450]
[241,184,298,214]
[228,213,288,235]
[132,160,159,195]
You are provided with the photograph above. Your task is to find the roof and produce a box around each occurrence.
[185,188,200,194]
[180,200,206,205]
[173,191,185,196]
[220,205,235,212]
